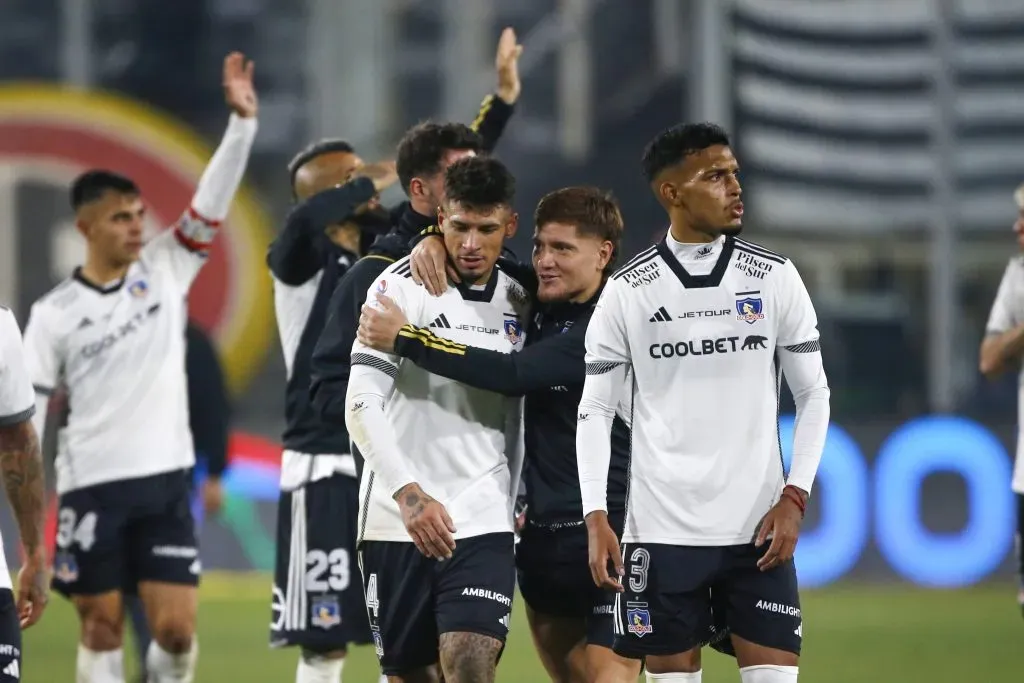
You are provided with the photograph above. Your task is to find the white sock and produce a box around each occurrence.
[295,654,344,683]
[75,645,124,683]
[646,672,702,681]
[145,639,198,683]
[740,664,799,683]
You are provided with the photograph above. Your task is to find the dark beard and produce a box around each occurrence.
[720,224,743,236]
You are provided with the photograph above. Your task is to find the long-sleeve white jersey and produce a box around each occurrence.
[577,234,831,546]
[345,256,530,543]
[22,113,257,494]
[984,255,1024,494]
[0,307,37,589]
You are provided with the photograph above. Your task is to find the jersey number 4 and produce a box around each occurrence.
[305,549,351,592]
[365,573,380,619]
[56,509,98,552]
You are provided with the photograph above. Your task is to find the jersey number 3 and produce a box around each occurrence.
[56,509,98,552]
[305,549,351,592]
[628,547,651,592]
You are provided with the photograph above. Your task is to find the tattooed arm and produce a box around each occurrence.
[0,307,49,627]
[0,420,47,626]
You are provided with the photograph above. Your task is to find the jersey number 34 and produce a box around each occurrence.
[56,509,98,552]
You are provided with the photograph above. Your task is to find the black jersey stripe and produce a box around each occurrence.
[612,251,659,281]
[735,239,788,263]
[611,245,658,278]
[735,245,786,266]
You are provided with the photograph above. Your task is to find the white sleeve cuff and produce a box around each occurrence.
[577,362,628,516]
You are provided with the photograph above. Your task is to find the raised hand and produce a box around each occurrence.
[353,161,399,194]
[223,52,258,118]
[495,27,523,104]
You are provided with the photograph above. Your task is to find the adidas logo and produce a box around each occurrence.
[648,306,673,323]
[430,314,452,329]
[3,659,18,678]
[77,317,93,329]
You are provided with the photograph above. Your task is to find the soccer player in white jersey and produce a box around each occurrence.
[576,123,830,683]
[342,156,528,682]
[978,181,1024,616]
[0,307,50,680]
[21,53,258,683]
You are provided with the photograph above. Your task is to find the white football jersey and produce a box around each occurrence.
[583,235,822,545]
[0,307,37,589]
[348,257,531,543]
[984,255,1024,494]
[23,228,207,494]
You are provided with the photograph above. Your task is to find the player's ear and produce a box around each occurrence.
[658,180,678,207]
[597,240,614,271]
[504,212,519,239]
[74,218,91,239]
[409,176,426,201]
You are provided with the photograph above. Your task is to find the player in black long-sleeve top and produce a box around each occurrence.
[354,187,642,683]
[269,28,523,683]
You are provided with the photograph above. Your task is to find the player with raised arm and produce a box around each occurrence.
[0,307,49,681]
[21,53,258,683]
[576,123,830,683]
[358,187,641,683]
[978,181,1024,616]
[266,31,522,683]
[341,157,528,683]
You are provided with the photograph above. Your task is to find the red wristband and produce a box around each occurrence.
[782,486,806,517]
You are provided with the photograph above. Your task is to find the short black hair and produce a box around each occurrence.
[641,123,731,182]
[70,170,139,210]
[396,122,483,193]
[444,156,516,211]
[287,138,356,189]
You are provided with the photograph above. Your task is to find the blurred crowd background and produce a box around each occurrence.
[0,0,1021,588]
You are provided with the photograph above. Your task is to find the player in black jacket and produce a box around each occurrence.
[353,187,642,683]
[309,119,509,457]
[268,28,522,683]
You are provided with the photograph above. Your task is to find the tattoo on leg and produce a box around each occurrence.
[439,632,502,683]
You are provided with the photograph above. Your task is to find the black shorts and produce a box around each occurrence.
[613,542,801,659]
[52,470,199,597]
[359,532,516,676]
[270,474,371,651]
[516,522,617,648]
[0,590,21,681]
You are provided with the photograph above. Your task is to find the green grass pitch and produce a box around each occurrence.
[21,573,1023,682]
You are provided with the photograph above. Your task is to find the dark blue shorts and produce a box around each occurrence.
[613,542,800,659]
[52,469,199,598]
[270,474,371,651]
[516,522,617,648]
